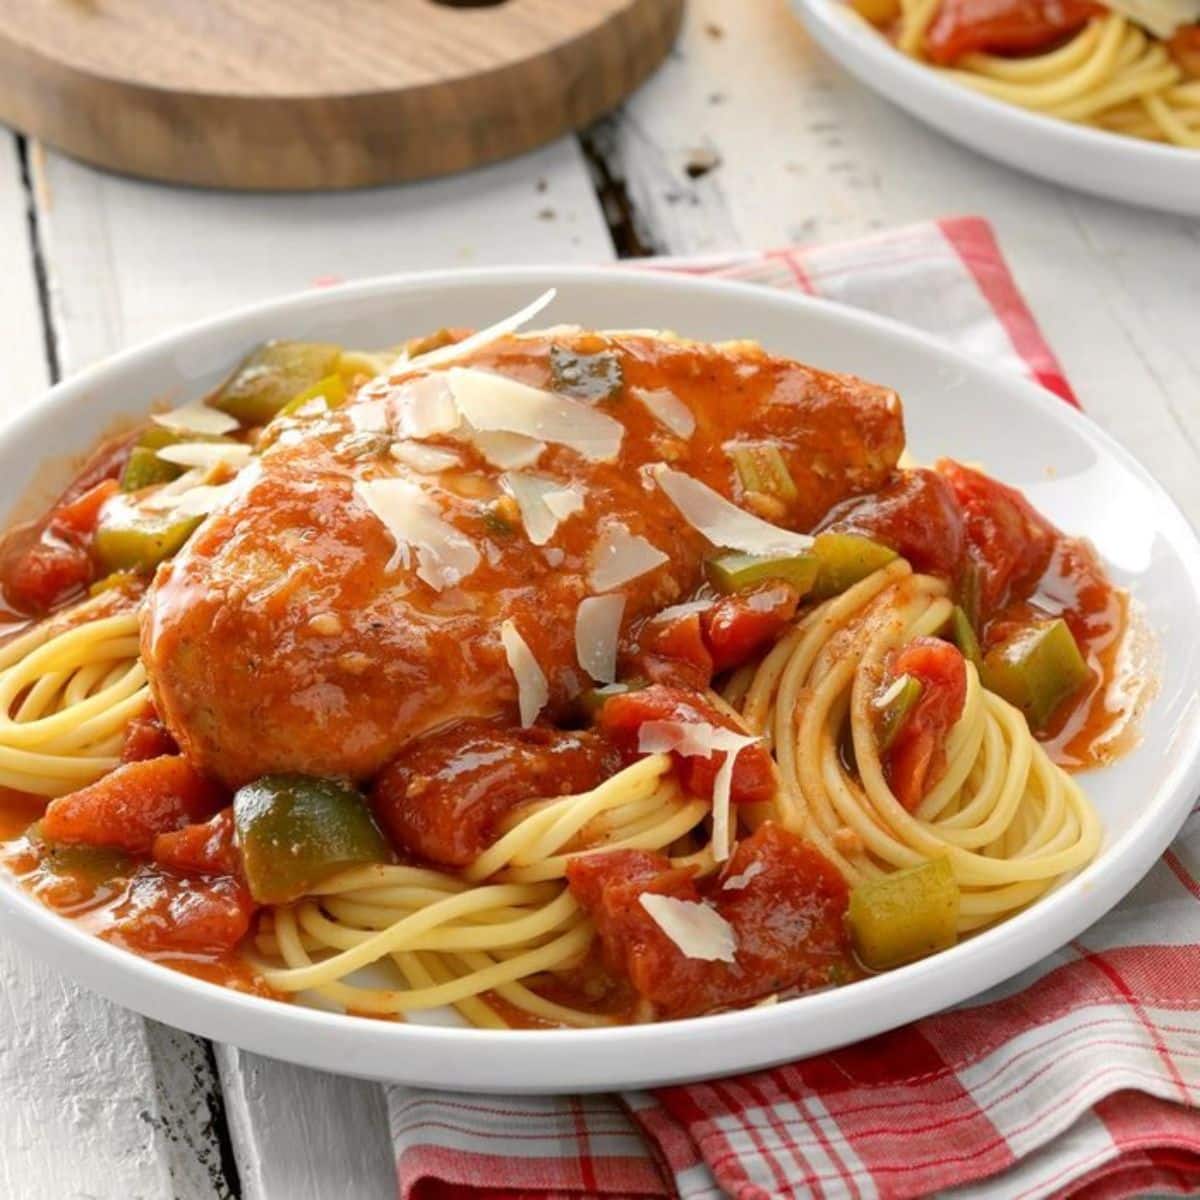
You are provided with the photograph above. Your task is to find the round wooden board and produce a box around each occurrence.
[0,0,683,191]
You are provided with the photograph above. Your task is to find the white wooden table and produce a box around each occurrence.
[1,3,1197,1196]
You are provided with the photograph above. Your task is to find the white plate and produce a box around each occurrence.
[1,267,1198,1094]
[790,0,1200,217]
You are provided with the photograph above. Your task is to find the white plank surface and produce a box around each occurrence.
[23,134,615,1200]
[599,0,1200,524]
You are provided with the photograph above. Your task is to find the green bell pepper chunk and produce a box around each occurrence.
[233,774,391,905]
[93,494,203,573]
[575,678,646,721]
[705,550,819,596]
[277,373,348,419]
[27,823,134,888]
[981,618,1090,731]
[728,442,798,501]
[873,673,923,752]
[948,605,983,671]
[213,340,342,425]
[120,446,180,492]
[848,857,959,971]
[810,532,898,600]
[549,345,624,402]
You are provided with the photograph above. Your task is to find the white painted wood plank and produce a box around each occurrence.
[0,136,233,1200]
[600,0,1200,523]
[30,133,615,1200]
[0,137,49,408]
[32,137,613,372]
[215,1045,395,1200]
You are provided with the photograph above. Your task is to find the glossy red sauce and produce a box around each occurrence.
[0,329,1143,1022]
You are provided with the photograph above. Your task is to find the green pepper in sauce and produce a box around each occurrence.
[549,345,624,403]
[948,604,983,672]
[213,340,342,425]
[809,532,898,599]
[873,673,924,752]
[847,857,959,971]
[705,550,819,596]
[728,443,798,501]
[981,618,1090,731]
[93,495,203,573]
[233,774,391,905]
[277,373,348,418]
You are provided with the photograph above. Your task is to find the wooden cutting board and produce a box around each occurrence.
[0,0,683,191]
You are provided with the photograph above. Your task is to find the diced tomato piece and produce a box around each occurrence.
[105,867,253,957]
[701,583,800,673]
[1169,25,1200,77]
[153,807,241,878]
[121,708,179,763]
[628,609,714,690]
[925,0,1100,64]
[1,535,93,615]
[882,638,968,810]
[373,722,621,867]
[49,479,119,539]
[598,684,775,806]
[567,823,851,1019]
[43,756,227,854]
[819,468,965,581]
[937,460,1058,621]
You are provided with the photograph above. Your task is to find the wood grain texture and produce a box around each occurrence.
[0,0,683,190]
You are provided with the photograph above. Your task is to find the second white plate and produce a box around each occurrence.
[790,0,1200,217]
[1,266,1199,1092]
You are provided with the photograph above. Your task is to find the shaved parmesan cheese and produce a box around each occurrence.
[589,522,668,592]
[500,620,548,727]
[151,402,239,437]
[391,373,460,439]
[350,399,391,433]
[404,289,558,372]
[169,482,239,519]
[156,441,252,470]
[503,473,584,546]
[448,368,623,462]
[652,598,714,624]
[722,861,765,893]
[639,894,737,963]
[633,386,695,439]
[710,744,742,864]
[355,478,480,590]
[1106,0,1200,37]
[653,465,813,557]
[504,473,560,545]
[636,721,756,760]
[390,441,461,473]
[575,594,625,684]
[470,430,546,470]
[637,720,758,863]
[543,486,585,522]
[140,468,209,511]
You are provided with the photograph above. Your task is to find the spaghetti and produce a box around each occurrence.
[879,0,1200,148]
[0,315,1139,1030]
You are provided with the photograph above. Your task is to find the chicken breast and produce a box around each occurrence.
[142,330,903,786]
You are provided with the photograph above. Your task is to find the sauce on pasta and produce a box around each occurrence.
[0,310,1150,1028]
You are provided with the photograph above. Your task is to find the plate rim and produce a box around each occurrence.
[2,263,1199,1092]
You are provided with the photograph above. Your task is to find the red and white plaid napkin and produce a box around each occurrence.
[385,217,1200,1200]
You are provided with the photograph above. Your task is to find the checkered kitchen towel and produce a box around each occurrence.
[385,217,1200,1200]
